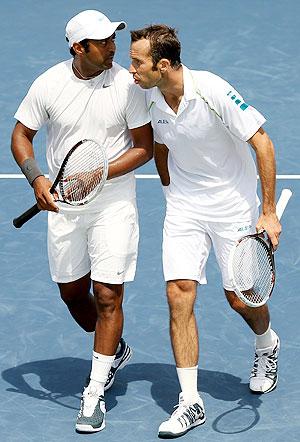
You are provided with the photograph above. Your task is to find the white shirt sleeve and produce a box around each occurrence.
[196,72,266,141]
[14,75,49,130]
[125,83,151,130]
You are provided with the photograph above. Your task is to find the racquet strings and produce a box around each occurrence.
[232,237,274,305]
[60,140,107,205]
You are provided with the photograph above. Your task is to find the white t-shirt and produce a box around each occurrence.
[15,59,150,212]
[147,66,266,221]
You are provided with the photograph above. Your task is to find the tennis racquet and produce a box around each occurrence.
[13,139,108,228]
[228,188,292,308]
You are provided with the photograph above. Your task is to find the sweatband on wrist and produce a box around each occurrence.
[20,158,44,186]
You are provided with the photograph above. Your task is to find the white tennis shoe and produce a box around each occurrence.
[158,393,206,438]
[249,333,280,393]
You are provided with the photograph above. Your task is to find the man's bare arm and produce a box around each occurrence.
[108,123,153,178]
[248,127,281,248]
[154,142,170,186]
[11,121,58,211]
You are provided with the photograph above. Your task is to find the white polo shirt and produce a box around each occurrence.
[15,60,150,212]
[147,66,266,221]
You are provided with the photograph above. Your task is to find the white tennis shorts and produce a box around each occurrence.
[48,199,139,284]
[163,213,258,290]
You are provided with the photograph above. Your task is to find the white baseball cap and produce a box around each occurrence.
[65,10,127,48]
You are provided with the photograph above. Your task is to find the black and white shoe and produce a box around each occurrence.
[249,333,280,393]
[158,393,206,438]
[104,338,132,391]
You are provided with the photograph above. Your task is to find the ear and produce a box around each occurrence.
[157,58,171,73]
[72,42,85,55]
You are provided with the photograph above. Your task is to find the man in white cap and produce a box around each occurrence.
[11,10,153,433]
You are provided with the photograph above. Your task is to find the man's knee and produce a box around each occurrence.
[225,288,262,318]
[167,280,197,317]
[224,289,245,312]
[93,282,124,315]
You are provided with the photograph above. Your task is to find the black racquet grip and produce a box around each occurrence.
[13,204,41,228]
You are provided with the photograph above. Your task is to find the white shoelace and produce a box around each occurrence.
[170,400,202,427]
[253,352,277,377]
[78,385,101,418]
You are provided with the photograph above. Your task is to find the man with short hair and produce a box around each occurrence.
[130,25,281,438]
[11,10,153,433]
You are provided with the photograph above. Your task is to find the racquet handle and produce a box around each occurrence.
[276,188,292,220]
[13,204,41,228]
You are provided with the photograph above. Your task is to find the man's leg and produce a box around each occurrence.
[88,281,125,401]
[167,280,199,369]
[208,217,280,395]
[224,290,270,334]
[158,279,206,438]
[58,273,97,332]
[225,289,280,393]
[76,281,132,433]
[93,281,124,355]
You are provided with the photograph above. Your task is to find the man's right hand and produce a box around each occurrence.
[32,176,59,212]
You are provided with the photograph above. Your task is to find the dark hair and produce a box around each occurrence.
[65,38,90,57]
[130,24,181,69]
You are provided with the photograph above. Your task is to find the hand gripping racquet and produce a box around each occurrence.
[13,139,108,228]
[228,188,292,307]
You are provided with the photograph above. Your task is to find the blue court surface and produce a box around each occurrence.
[1,1,299,441]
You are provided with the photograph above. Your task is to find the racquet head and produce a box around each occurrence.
[12,139,108,228]
[55,139,108,206]
[228,233,275,307]
[228,188,292,308]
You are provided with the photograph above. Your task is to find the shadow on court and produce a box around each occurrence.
[2,358,262,434]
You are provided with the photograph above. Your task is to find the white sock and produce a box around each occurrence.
[176,366,199,404]
[88,352,115,396]
[255,324,276,349]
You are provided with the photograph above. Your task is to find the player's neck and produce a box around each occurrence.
[160,67,184,114]
[72,59,103,80]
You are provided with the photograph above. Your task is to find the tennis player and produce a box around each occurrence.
[11,10,153,433]
[130,25,281,438]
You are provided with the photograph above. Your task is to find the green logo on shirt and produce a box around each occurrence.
[227,91,249,111]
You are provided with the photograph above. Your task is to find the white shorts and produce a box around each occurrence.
[163,213,258,290]
[48,199,139,284]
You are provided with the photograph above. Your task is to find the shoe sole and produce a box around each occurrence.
[104,346,133,391]
[76,420,105,433]
[158,416,206,439]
